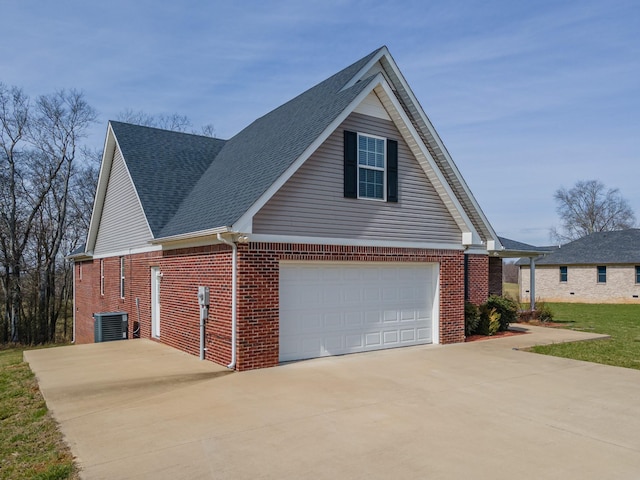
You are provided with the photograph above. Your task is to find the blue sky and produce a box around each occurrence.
[2,0,638,246]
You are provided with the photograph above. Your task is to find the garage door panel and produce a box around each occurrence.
[383,331,399,344]
[417,327,431,340]
[279,263,437,362]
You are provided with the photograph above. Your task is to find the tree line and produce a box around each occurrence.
[0,84,98,343]
[0,83,216,345]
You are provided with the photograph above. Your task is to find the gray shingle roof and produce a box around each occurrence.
[518,229,640,265]
[158,48,383,238]
[498,236,555,254]
[110,122,226,236]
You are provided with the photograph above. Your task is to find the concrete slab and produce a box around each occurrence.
[25,326,640,480]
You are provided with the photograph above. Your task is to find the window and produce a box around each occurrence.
[358,134,386,200]
[559,266,567,283]
[597,266,606,284]
[636,266,640,284]
[120,257,125,298]
[100,259,105,296]
[78,262,82,281]
[343,131,397,202]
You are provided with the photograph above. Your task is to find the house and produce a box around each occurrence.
[70,46,506,370]
[519,229,640,303]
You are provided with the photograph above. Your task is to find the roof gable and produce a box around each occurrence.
[111,122,226,236]
[158,49,383,239]
[86,46,500,252]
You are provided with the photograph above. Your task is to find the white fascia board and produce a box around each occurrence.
[85,123,155,252]
[340,46,390,92]
[248,234,465,251]
[150,226,232,245]
[379,54,501,246]
[91,244,162,259]
[233,74,386,234]
[465,246,490,255]
[374,81,480,244]
[86,124,116,253]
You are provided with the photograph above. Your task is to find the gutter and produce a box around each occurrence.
[217,233,238,370]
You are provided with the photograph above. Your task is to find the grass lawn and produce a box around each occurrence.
[0,346,78,480]
[503,282,519,300]
[530,303,640,370]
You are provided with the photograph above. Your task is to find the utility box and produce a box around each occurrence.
[94,312,128,343]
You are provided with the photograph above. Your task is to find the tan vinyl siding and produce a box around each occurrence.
[253,112,461,243]
[94,147,152,255]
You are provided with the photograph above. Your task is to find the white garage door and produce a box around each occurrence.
[279,262,438,362]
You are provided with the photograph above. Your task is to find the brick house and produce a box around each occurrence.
[70,46,505,370]
[519,229,640,304]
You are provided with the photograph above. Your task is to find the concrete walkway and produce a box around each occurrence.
[25,326,640,480]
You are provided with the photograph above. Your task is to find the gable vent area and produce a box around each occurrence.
[94,312,128,343]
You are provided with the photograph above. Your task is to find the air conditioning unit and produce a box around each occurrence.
[94,312,128,343]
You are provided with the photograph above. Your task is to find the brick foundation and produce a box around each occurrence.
[75,242,470,371]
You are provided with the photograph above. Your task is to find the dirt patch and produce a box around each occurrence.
[465,330,528,342]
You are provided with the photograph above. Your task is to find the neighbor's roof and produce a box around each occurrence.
[518,229,640,265]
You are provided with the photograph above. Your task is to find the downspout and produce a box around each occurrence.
[217,233,237,370]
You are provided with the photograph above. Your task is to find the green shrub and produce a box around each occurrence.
[465,302,480,336]
[476,305,501,336]
[484,295,519,331]
[535,302,554,322]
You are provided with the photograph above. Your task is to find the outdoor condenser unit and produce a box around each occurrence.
[93,312,128,343]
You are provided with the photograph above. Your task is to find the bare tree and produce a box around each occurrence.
[117,109,216,137]
[502,260,519,283]
[0,85,96,343]
[551,180,636,243]
[117,109,192,132]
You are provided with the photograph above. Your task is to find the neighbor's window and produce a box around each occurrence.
[636,266,640,284]
[597,265,607,284]
[100,259,105,296]
[358,133,386,200]
[120,257,125,298]
[559,266,568,283]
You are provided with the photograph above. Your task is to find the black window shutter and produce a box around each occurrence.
[387,139,398,202]
[344,130,357,198]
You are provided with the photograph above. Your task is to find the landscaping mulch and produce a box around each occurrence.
[465,329,527,342]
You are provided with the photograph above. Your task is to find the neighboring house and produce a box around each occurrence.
[519,229,640,304]
[69,46,506,370]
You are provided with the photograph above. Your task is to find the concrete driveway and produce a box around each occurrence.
[25,326,640,480]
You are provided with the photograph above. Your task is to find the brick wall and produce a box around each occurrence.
[75,242,471,371]
[466,254,489,306]
[235,243,466,370]
[520,264,640,303]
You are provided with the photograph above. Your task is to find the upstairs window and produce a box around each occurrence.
[344,130,397,202]
[358,134,386,200]
[559,266,568,283]
[597,265,607,284]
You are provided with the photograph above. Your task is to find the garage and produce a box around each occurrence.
[279,262,439,362]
